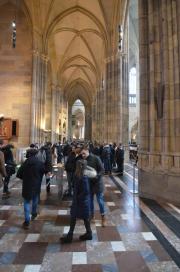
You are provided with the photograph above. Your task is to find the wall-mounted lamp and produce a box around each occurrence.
[118,25,123,51]
[12,20,16,48]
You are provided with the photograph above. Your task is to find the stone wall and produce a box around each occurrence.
[0,3,32,147]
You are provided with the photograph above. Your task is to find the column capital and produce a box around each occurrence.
[51,83,56,91]
[104,51,126,63]
[56,85,62,91]
[41,54,49,63]
[51,84,62,93]
[32,49,40,57]
[32,50,49,62]
[104,54,115,63]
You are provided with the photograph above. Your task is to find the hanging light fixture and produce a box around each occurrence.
[11,0,19,48]
[118,25,123,51]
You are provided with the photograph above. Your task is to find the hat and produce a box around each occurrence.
[30,143,36,148]
[26,149,38,158]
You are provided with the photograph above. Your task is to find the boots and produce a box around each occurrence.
[101,214,106,227]
[60,217,76,243]
[60,233,73,243]
[80,218,92,240]
[79,232,92,241]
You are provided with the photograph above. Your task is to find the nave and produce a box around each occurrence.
[0,168,180,272]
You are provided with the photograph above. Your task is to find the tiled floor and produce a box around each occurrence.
[0,167,180,272]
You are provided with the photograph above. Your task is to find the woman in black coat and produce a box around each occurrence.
[17,149,45,229]
[1,144,16,196]
[60,159,92,243]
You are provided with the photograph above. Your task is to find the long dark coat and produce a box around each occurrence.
[1,145,16,175]
[17,156,45,200]
[0,151,6,183]
[70,175,90,219]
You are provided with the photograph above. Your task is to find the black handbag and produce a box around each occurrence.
[6,163,16,175]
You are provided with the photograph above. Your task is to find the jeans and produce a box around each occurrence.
[90,192,105,215]
[24,194,39,223]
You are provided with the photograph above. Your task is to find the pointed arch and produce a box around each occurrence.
[43,6,108,54]
[59,55,99,83]
[63,66,95,91]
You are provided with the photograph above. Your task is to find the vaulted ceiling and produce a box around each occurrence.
[5,0,128,105]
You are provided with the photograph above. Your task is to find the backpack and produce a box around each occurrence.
[36,149,46,163]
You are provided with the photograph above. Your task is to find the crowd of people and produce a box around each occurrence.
[0,139,125,243]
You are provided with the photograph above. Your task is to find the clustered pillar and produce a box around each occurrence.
[31,51,48,144]
[138,0,180,204]
[51,85,62,143]
[104,54,128,144]
[92,52,128,145]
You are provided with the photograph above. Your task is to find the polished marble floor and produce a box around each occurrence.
[0,165,180,272]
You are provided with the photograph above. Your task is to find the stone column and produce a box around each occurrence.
[31,50,39,143]
[91,97,97,140]
[68,105,72,141]
[104,53,128,144]
[85,109,92,140]
[40,54,48,143]
[51,85,61,143]
[138,0,180,204]
[99,87,104,143]
[31,51,48,144]
[96,87,101,140]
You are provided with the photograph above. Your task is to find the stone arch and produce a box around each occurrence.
[71,100,85,140]
[65,79,93,106]
[59,55,99,84]
[66,80,92,140]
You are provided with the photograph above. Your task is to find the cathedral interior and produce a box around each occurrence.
[0,0,180,271]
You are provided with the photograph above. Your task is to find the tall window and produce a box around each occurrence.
[71,99,85,139]
[129,67,136,104]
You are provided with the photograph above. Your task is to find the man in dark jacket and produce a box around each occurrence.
[0,140,15,197]
[42,142,52,193]
[0,148,6,186]
[17,149,45,229]
[102,144,112,175]
[64,148,76,196]
[115,143,124,175]
[81,147,106,227]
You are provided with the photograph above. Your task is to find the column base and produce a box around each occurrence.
[139,169,180,205]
